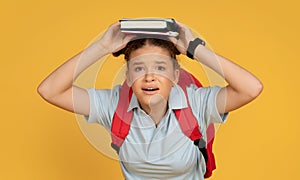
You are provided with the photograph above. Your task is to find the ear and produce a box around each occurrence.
[173,69,180,85]
[126,70,132,87]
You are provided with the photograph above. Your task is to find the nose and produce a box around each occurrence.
[144,72,155,82]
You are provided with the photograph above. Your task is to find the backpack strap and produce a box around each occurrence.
[204,123,216,178]
[174,69,216,178]
[111,82,133,153]
[173,69,203,140]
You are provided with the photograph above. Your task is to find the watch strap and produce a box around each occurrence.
[186,38,206,59]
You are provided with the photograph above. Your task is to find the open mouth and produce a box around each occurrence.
[142,87,159,91]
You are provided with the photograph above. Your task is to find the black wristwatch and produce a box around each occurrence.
[186,38,206,59]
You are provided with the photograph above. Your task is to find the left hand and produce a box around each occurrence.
[168,21,196,55]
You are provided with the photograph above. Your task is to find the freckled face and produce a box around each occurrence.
[126,45,179,110]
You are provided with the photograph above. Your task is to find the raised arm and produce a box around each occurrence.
[37,22,134,115]
[171,22,263,113]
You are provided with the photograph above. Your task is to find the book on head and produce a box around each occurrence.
[120,18,179,37]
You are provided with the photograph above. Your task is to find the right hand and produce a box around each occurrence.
[98,22,136,54]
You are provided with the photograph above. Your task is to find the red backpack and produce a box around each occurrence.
[111,68,216,178]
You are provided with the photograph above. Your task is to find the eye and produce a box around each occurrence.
[156,66,166,71]
[134,66,144,72]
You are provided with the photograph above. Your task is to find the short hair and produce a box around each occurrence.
[113,37,180,69]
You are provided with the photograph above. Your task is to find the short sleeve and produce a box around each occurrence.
[187,85,228,127]
[84,85,121,130]
[203,86,228,124]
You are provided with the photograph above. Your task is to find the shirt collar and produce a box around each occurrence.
[127,85,188,112]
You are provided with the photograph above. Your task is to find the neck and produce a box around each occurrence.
[141,100,168,125]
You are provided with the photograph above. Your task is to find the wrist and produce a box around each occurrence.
[96,40,111,55]
[186,38,206,59]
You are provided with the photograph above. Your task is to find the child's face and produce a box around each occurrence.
[126,45,180,110]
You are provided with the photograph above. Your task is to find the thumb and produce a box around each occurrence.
[168,36,178,45]
[112,34,136,53]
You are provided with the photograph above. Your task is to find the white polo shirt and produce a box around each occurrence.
[86,84,228,180]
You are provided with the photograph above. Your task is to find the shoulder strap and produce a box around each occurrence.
[111,82,133,153]
[174,69,216,178]
[173,68,203,140]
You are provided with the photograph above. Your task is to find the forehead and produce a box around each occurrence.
[128,53,173,66]
[128,44,171,60]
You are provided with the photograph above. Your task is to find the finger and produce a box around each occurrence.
[167,36,178,45]
[123,34,136,43]
[110,21,121,28]
[175,20,184,26]
[122,34,137,48]
[175,21,187,30]
[112,34,136,53]
[107,22,121,35]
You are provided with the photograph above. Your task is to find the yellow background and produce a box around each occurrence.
[1,0,299,179]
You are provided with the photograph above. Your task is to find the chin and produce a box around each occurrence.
[148,94,167,106]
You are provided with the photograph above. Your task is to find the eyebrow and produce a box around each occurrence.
[132,60,168,65]
[132,61,144,66]
[154,61,167,65]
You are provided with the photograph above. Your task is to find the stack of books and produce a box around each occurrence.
[120,18,179,37]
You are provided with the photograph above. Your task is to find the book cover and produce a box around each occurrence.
[120,18,179,37]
